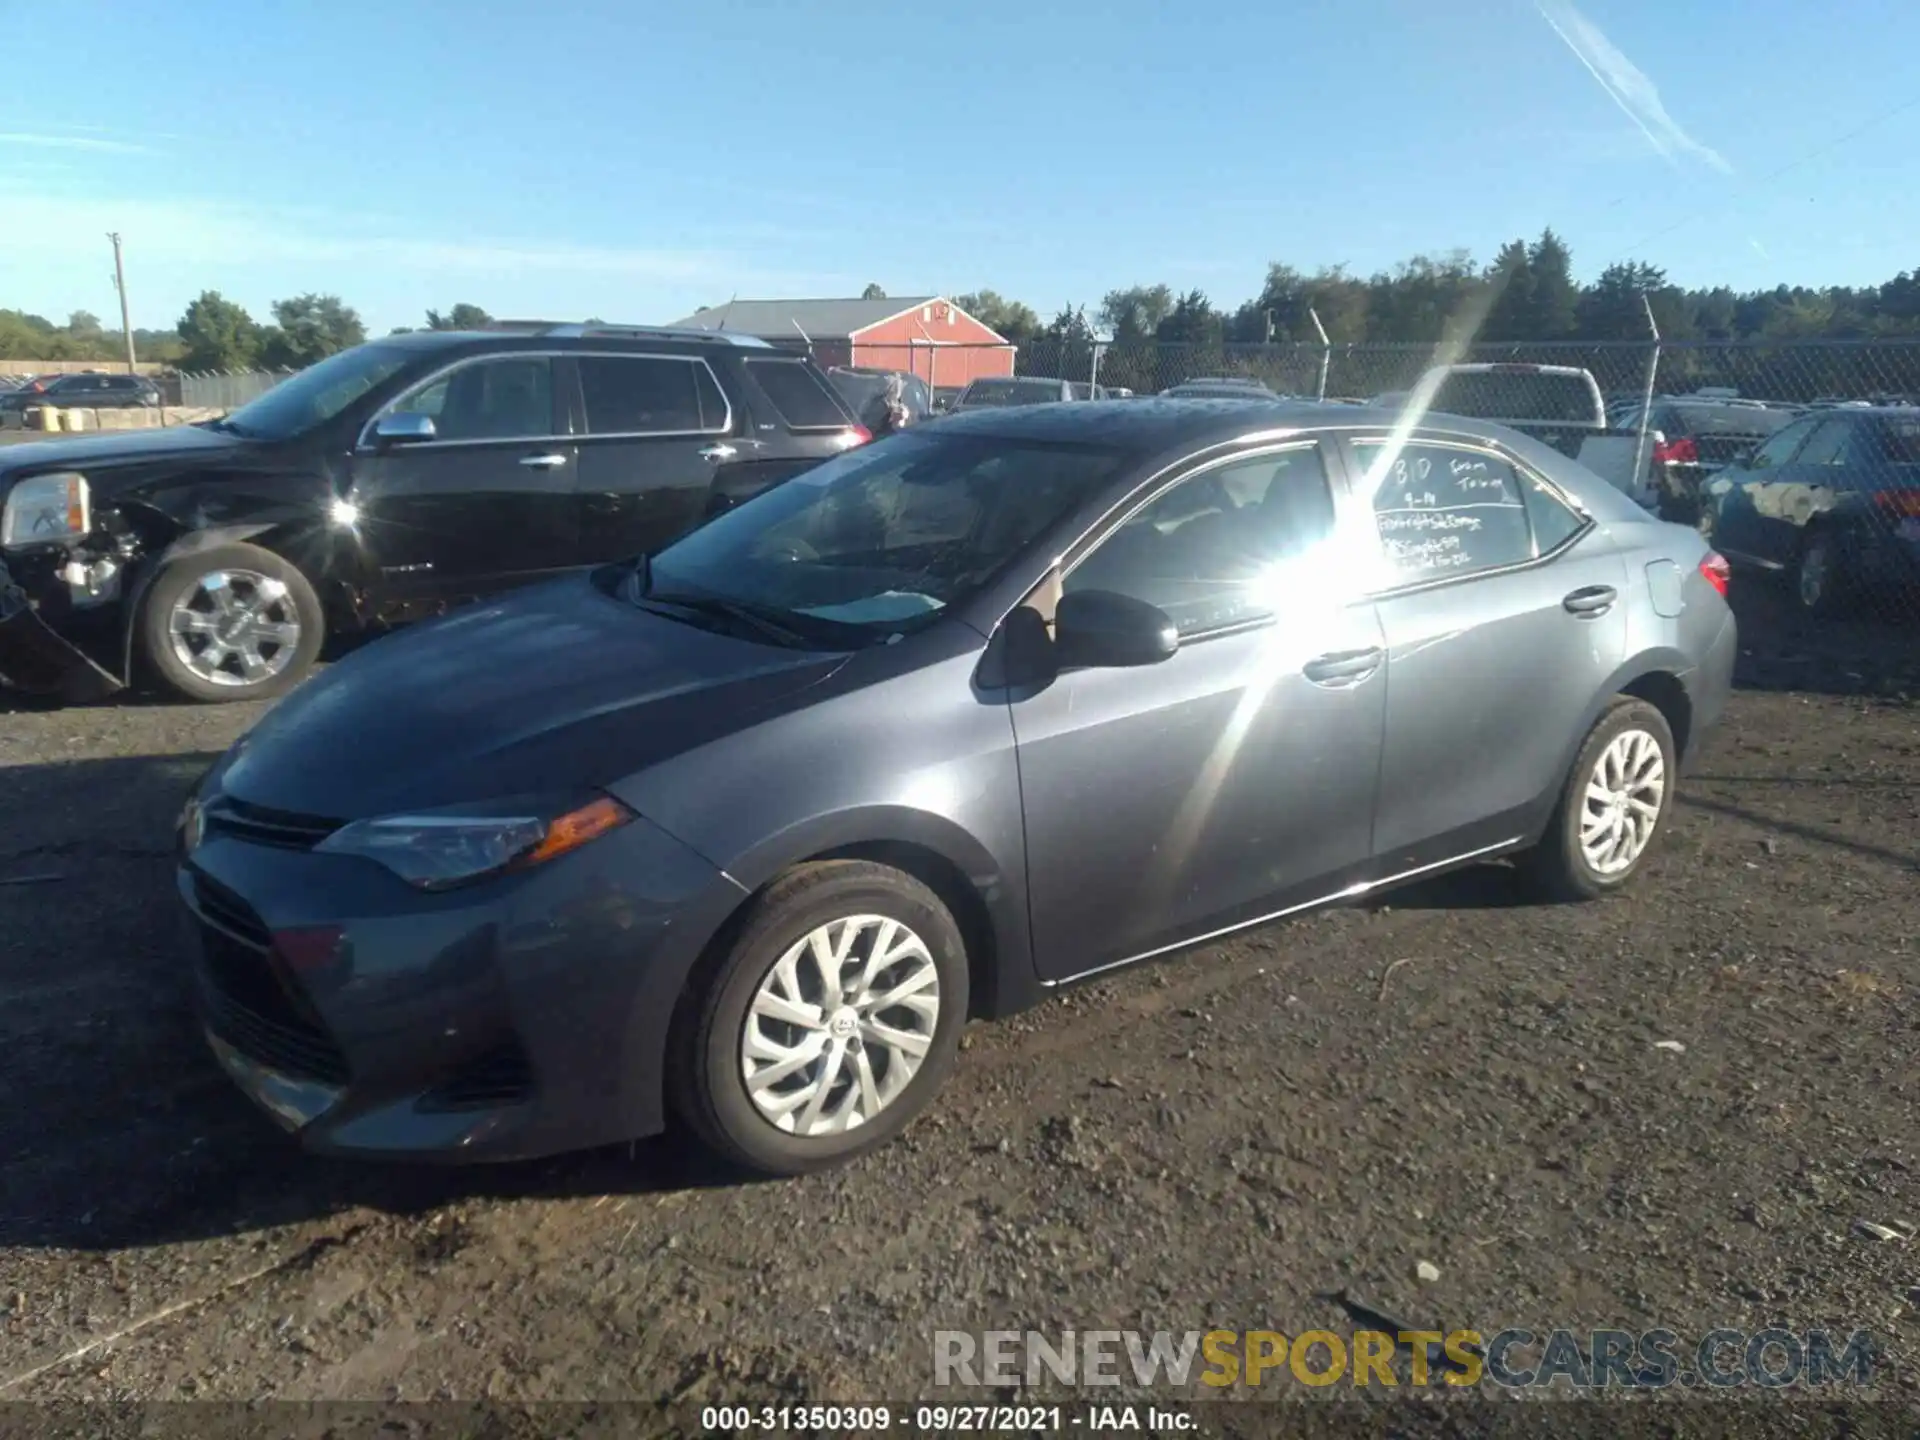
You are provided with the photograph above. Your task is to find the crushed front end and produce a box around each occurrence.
[0,550,130,703]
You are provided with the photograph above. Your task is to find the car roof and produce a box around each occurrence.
[371,324,780,353]
[928,396,1402,449]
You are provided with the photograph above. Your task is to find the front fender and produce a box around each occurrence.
[114,521,286,683]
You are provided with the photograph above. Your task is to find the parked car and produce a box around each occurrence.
[931,386,965,414]
[0,323,867,704]
[0,374,63,423]
[1703,405,1920,614]
[176,398,1736,1173]
[0,371,159,427]
[1382,363,1662,512]
[951,376,1077,409]
[825,366,933,432]
[1162,377,1283,400]
[1612,396,1802,521]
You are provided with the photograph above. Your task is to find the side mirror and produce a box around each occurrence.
[372,412,437,449]
[1053,589,1179,670]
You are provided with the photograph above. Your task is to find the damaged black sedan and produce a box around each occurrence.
[0,324,867,703]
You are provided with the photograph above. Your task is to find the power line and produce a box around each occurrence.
[1619,90,1920,259]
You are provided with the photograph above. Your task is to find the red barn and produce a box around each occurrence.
[669,296,1014,390]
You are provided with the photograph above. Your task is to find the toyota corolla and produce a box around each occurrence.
[177,399,1737,1174]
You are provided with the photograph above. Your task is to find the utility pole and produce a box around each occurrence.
[107,232,136,373]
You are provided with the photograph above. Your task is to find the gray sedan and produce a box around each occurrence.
[178,399,1737,1175]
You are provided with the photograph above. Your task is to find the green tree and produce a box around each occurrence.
[860,283,887,301]
[1525,229,1578,340]
[1155,289,1221,346]
[1482,240,1535,341]
[66,310,104,342]
[175,291,261,372]
[1041,304,1096,376]
[1575,261,1667,340]
[260,293,366,368]
[425,303,492,331]
[1098,284,1174,344]
[954,290,1041,345]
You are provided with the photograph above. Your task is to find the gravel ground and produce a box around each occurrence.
[0,583,1916,1428]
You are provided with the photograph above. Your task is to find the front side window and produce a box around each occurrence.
[639,430,1126,640]
[1066,447,1338,637]
[390,357,554,442]
[1749,418,1817,469]
[1357,440,1536,586]
[1794,419,1851,467]
[578,356,723,434]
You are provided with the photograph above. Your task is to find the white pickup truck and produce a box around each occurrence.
[1376,363,1663,512]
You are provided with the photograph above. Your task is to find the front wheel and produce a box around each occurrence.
[669,861,969,1176]
[1520,698,1676,902]
[137,542,325,703]
[1794,528,1849,618]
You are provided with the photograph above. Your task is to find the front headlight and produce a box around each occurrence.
[315,794,635,890]
[2,471,90,549]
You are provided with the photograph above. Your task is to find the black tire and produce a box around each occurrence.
[1793,527,1850,618]
[669,860,969,1176]
[137,541,325,703]
[1519,698,1677,903]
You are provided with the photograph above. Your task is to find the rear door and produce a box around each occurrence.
[726,355,862,506]
[566,352,737,563]
[1349,434,1631,870]
[349,353,578,601]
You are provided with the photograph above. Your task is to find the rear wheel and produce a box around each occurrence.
[669,861,968,1176]
[1520,698,1676,902]
[137,542,324,703]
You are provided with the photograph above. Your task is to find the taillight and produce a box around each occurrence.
[1699,552,1731,598]
[845,424,873,448]
[1871,489,1920,519]
[272,926,344,973]
[1653,436,1698,466]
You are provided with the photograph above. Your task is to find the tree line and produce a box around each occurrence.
[9,229,1920,371]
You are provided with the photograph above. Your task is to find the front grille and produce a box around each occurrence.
[417,1040,534,1112]
[203,796,341,850]
[189,874,348,1086]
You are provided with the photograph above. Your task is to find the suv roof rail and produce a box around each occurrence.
[480,320,774,348]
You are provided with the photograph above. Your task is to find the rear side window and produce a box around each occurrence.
[1750,418,1816,468]
[1356,440,1536,585]
[577,356,724,435]
[743,359,850,431]
[1863,418,1920,464]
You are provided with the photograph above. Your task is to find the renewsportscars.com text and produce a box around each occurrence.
[933,1327,1876,1391]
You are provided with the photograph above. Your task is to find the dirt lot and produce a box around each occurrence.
[1,585,1916,1427]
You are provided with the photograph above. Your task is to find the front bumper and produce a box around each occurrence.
[0,557,124,700]
[177,797,746,1162]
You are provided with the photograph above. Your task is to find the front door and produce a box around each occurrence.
[1349,436,1632,869]
[349,354,578,604]
[1011,443,1389,982]
[1708,415,1818,567]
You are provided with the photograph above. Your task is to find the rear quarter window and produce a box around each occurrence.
[743,359,851,431]
[1356,440,1538,585]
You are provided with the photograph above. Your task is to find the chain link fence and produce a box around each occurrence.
[176,368,294,409]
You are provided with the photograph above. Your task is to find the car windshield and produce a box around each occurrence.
[960,380,1061,406]
[215,344,415,441]
[635,430,1127,644]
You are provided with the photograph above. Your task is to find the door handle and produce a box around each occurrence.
[698,443,738,463]
[518,452,569,470]
[1302,647,1384,685]
[1563,585,1617,616]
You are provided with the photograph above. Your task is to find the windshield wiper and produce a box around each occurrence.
[639,590,815,647]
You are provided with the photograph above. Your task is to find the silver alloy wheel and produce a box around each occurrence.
[167,569,302,688]
[1798,537,1829,610]
[1579,728,1667,876]
[740,914,941,1137]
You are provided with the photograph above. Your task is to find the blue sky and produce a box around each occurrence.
[4,0,1918,335]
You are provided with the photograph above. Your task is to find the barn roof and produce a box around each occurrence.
[667,296,1000,341]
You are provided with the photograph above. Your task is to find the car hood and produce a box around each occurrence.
[213,577,850,819]
[0,423,242,481]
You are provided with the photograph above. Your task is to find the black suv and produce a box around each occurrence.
[0,324,868,703]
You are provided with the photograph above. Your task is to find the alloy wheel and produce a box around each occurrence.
[1579,728,1666,876]
[167,569,303,687]
[740,914,941,1136]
